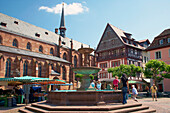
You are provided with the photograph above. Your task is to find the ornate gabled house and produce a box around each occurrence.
[0,4,95,90]
[95,23,150,90]
[147,28,170,92]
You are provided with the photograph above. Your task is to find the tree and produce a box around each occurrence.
[144,59,169,84]
[107,64,142,78]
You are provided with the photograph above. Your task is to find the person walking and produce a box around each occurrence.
[150,84,157,101]
[132,85,138,102]
[120,73,129,104]
[113,76,119,90]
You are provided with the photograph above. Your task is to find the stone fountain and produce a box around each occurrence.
[47,47,123,105]
[72,47,101,90]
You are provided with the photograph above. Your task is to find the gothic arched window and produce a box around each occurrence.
[63,52,67,60]
[62,66,66,80]
[26,42,31,50]
[23,61,28,76]
[38,63,42,77]
[74,55,77,67]
[39,45,43,52]
[5,58,11,77]
[51,64,54,70]
[50,48,54,55]
[0,36,2,44]
[13,39,18,47]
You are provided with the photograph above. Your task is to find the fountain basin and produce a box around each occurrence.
[72,66,101,75]
[47,90,123,105]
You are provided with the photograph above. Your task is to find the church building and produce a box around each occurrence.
[0,4,95,89]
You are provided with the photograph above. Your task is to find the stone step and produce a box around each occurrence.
[25,106,49,113]
[108,106,149,113]
[131,109,156,113]
[31,103,142,111]
[18,108,35,113]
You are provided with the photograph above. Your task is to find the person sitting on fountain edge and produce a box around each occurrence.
[90,80,96,88]
[96,80,102,90]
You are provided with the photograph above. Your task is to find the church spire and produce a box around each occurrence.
[59,3,66,38]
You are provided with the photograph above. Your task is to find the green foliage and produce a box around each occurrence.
[107,64,142,78]
[143,68,153,78]
[107,68,114,73]
[89,74,94,80]
[75,74,84,78]
[75,74,94,81]
[144,59,170,83]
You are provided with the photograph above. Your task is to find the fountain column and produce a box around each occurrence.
[72,47,101,91]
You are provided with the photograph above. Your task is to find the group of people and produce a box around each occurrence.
[113,74,158,104]
[13,85,25,104]
[90,80,102,90]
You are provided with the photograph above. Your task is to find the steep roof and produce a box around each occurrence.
[0,13,89,50]
[0,45,70,64]
[108,24,146,50]
[138,39,150,44]
[147,28,170,51]
[156,28,170,38]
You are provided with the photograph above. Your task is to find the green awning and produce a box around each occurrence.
[14,76,52,82]
[0,78,16,81]
[0,76,52,82]
[128,80,144,84]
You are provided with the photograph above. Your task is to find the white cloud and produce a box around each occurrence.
[39,2,89,15]
[82,1,87,4]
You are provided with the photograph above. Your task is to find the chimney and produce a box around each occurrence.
[55,28,58,34]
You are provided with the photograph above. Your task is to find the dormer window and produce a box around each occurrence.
[62,41,66,45]
[159,39,163,45]
[14,21,18,24]
[35,33,40,37]
[168,38,170,43]
[133,42,137,46]
[0,22,7,27]
[45,32,48,35]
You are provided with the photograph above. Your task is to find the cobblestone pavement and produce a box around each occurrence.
[0,98,170,113]
[128,97,170,113]
[0,104,29,113]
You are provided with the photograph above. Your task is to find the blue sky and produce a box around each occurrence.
[0,0,170,48]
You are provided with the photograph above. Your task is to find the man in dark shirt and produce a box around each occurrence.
[120,73,129,104]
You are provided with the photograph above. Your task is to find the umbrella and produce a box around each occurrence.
[14,76,52,82]
[37,80,66,85]
[8,81,23,86]
[0,77,16,82]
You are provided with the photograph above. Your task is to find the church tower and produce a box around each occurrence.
[59,3,66,38]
